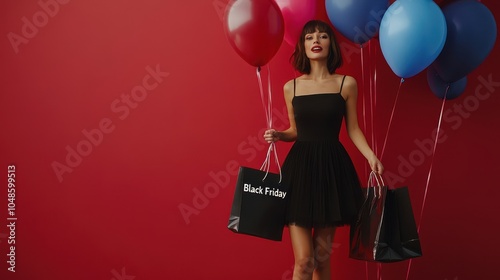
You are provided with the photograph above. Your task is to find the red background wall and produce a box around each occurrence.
[1,0,499,279]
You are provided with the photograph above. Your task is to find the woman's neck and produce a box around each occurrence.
[307,59,332,80]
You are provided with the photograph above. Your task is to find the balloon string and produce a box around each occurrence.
[406,85,449,280]
[361,45,369,183]
[380,78,404,161]
[361,45,367,134]
[361,45,370,280]
[372,42,378,156]
[267,65,282,183]
[256,67,270,127]
[369,40,375,156]
[267,65,273,129]
[256,66,282,183]
[418,85,448,233]
[377,263,382,280]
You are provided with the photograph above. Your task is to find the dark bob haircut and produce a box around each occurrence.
[291,20,343,74]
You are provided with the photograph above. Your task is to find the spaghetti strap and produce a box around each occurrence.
[339,75,347,93]
[293,78,296,96]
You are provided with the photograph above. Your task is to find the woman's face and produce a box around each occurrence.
[304,30,331,60]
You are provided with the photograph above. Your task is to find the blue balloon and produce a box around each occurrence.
[379,0,447,78]
[432,0,497,83]
[325,0,389,45]
[427,67,466,100]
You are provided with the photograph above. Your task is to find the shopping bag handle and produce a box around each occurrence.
[368,170,385,187]
[260,142,282,183]
[367,171,385,198]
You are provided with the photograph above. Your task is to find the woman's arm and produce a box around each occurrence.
[343,76,384,174]
[264,80,297,143]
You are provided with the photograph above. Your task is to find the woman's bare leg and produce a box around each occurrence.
[312,227,336,280]
[289,225,315,280]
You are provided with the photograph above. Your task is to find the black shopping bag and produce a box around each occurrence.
[349,173,388,261]
[227,166,288,241]
[349,172,422,262]
[375,186,423,262]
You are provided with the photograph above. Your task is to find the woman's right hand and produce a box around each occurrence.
[263,129,279,143]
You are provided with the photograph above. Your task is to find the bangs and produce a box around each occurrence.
[302,20,331,36]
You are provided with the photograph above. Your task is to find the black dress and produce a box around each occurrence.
[282,76,363,228]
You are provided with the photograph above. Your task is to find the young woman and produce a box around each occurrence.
[264,20,384,280]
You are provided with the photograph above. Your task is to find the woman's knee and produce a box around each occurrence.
[312,227,335,269]
[313,243,333,270]
[314,255,330,271]
[294,256,315,277]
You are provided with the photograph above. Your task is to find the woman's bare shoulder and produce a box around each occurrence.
[340,74,357,86]
[338,75,358,100]
[283,77,300,96]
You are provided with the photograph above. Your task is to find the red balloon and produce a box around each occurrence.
[223,0,285,67]
[275,0,316,46]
